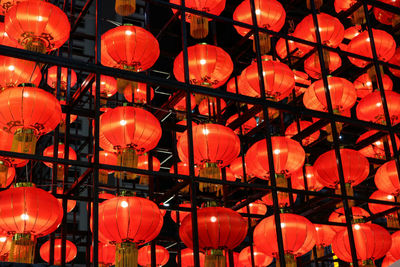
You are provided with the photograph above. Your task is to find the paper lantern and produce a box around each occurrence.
[389,231,400,260]
[353,73,393,99]
[369,190,398,228]
[91,243,116,267]
[40,239,77,265]
[123,82,154,104]
[0,232,11,261]
[304,51,342,80]
[389,47,400,77]
[54,187,76,213]
[328,207,370,232]
[92,75,118,101]
[313,224,336,259]
[236,200,267,226]
[138,245,169,267]
[43,144,77,181]
[239,246,273,267]
[356,130,400,159]
[229,157,247,180]
[173,94,196,120]
[175,120,198,141]
[291,164,324,192]
[0,56,42,90]
[226,114,257,135]
[178,248,205,267]
[198,98,226,117]
[47,66,77,92]
[170,203,191,224]
[382,253,397,267]
[261,192,297,208]
[375,160,400,196]
[98,151,118,184]
[136,154,160,185]
[374,0,400,25]
[285,121,320,146]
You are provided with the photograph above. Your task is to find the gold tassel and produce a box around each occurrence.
[311,246,325,260]
[115,0,135,16]
[190,14,209,39]
[276,174,290,206]
[115,147,138,180]
[12,129,37,155]
[24,38,46,54]
[276,254,297,267]
[56,165,65,182]
[335,183,354,208]
[99,170,109,184]
[387,213,400,229]
[362,259,375,267]
[306,0,323,9]
[205,249,226,267]
[326,111,343,143]
[351,6,366,25]
[0,161,9,188]
[199,162,222,196]
[9,234,36,264]
[115,242,138,267]
[117,65,137,95]
[253,33,271,55]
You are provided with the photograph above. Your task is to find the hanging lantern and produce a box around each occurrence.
[170,203,192,224]
[229,157,247,180]
[100,106,162,180]
[179,207,248,267]
[382,253,397,267]
[43,143,77,181]
[98,151,118,184]
[173,94,196,120]
[226,114,257,135]
[0,164,14,189]
[353,72,393,99]
[233,0,286,55]
[369,190,399,229]
[101,25,159,95]
[47,66,77,95]
[375,160,400,196]
[0,21,20,47]
[98,195,163,267]
[253,213,316,267]
[91,243,116,267]
[389,47,400,78]
[198,97,226,117]
[285,121,320,146]
[54,187,76,213]
[291,164,324,192]
[40,239,77,265]
[92,76,118,106]
[389,231,400,260]
[175,120,198,141]
[239,246,273,267]
[275,37,303,59]
[0,232,11,261]
[356,91,400,125]
[373,0,400,25]
[136,154,160,185]
[177,124,240,195]
[0,86,62,155]
[314,149,369,206]
[313,224,336,259]
[0,183,63,263]
[334,1,371,25]
[356,130,400,159]
[89,193,117,244]
[328,207,370,232]
[332,223,392,266]
[169,162,199,193]
[179,248,205,267]
[115,0,136,16]
[5,0,70,53]
[347,29,396,68]
[0,56,42,90]
[236,200,267,226]
[261,191,297,208]
[0,129,27,182]
[137,245,169,267]
[304,51,342,80]
[123,82,154,104]
[293,70,311,97]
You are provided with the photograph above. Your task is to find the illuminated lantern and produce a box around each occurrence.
[239,56,295,101]
[5,0,70,53]
[233,0,286,54]
[138,245,169,267]
[369,190,398,229]
[115,0,136,16]
[285,121,320,146]
[253,213,316,266]
[261,192,297,208]
[375,160,400,196]
[173,94,196,120]
[229,157,247,180]
[92,76,118,104]
[170,203,192,224]
[177,124,240,195]
[332,223,391,266]
[347,29,395,68]
[55,187,76,213]
[226,77,239,94]
[179,248,205,267]
[328,207,370,232]
[170,162,199,193]
[59,100,78,133]
[97,151,118,184]
[0,129,27,182]
[224,167,236,182]
[314,149,369,205]
[0,86,62,155]
[382,253,397,267]
[294,70,311,95]
[100,106,162,180]
[198,98,226,117]
[304,51,342,80]
[0,56,42,90]
[0,22,20,47]
[236,200,267,226]
[227,252,240,267]
[136,154,161,185]
[0,164,14,189]
[40,239,77,265]
[43,143,77,181]
[0,232,11,261]
[91,243,116,267]
[98,195,163,267]
[374,0,400,25]
[0,183,63,263]
[226,114,257,135]
[101,25,159,94]
[353,73,393,99]
[291,164,324,192]
[390,231,400,260]
[179,207,247,267]
[89,193,117,244]
[176,120,198,141]
[313,224,336,259]
[343,25,362,40]
[123,83,154,104]
[47,66,77,94]
[239,246,273,267]
[356,130,400,159]
[334,1,371,24]
[389,47,400,77]
[170,0,225,39]
[275,37,303,59]
[356,91,400,125]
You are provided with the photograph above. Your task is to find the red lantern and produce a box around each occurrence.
[236,200,267,226]
[390,231,400,260]
[123,83,154,104]
[138,245,169,267]
[374,0,400,25]
[174,44,233,89]
[98,195,163,267]
[198,98,226,117]
[356,130,400,159]
[328,207,370,232]
[0,183,63,263]
[304,51,342,80]
[291,164,324,192]
[47,66,77,92]
[0,86,62,155]
[347,29,396,68]
[173,94,196,119]
[91,243,116,267]
[382,253,397,267]
[92,76,118,100]
[0,232,11,261]
[356,91,400,125]
[5,0,70,53]
[170,203,192,224]
[98,151,118,184]
[375,160,400,196]
[253,213,316,266]
[179,207,247,267]
[285,121,320,146]
[0,164,14,189]
[0,129,28,181]
[389,47,400,77]
[175,120,198,141]
[43,143,77,181]
[179,248,205,267]
[344,25,362,40]
[353,72,393,99]
[229,157,247,180]
[275,37,303,59]
[332,223,391,266]
[40,239,77,265]
[313,224,336,259]
[100,106,162,180]
[224,167,236,182]
[239,246,273,267]
[226,114,257,135]
[54,187,76,213]
[233,0,285,54]
[261,192,297,208]
[169,162,199,193]
[0,22,20,47]
[136,154,160,185]
[0,56,42,90]
[369,190,399,229]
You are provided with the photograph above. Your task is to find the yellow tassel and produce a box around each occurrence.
[205,249,226,267]
[115,148,138,180]
[199,162,222,196]
[351,6,366,25]
[276,254,297,267]
[335,184,354,208]
[115,242,138,267]
[24,38,47,54]
[12,128,37,155]
[9,234,36,264]
[306,0,323,9]
[387,213,400,229]
[253,33,271,55]
[99,170,109,184]
[190,14,209,39]
[311,246,325,260]
[56,165,65,182]
[0,161,9,188]
[115,0,135,16]
[362,259,375,267]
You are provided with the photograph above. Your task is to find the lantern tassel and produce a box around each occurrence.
[205,249,225,267]
[56,165,65,181]
[277,254,297,267]
[311,246,325,260]
[199,162,222,196]
[253,33,271,55]
[362,259,376,267]
[0,161,9,188]
[306,0,323,10]
[190,15,209,39]
[9,234,36,264]
[12,129,37,155]
[24,38,47,54]
[115,242,138,267]
[387,213,400,229]
[99,170,109,184]
[115,0,135,16]
[115,147,138,180]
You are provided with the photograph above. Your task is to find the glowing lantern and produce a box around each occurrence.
[179,248,205,267]
[0,232,11,261]
[226,114,257,135]
[54,187,76,213]
[374,0,400,25]
[328,207,370,232]
[236,200,267,226]
[334,1,371,25]
[97,151,118,184]
[138,245,169,267]
[92,76,118,104]
[170,162,199,193]
[40,239,77,265]
[0,56,42,90]
[353,72,393,99]
[170,203,192,224]
[43,143,77,181]
[356,130,400,159]
[175,120,198,141]
[91,243,116,267]
[382,253,397,267]
[343,25,362,40]
[123,82,154,104]
[179,207,247,267]
[304,51,342,80]
[285,121,320,146]
[368,190,398,229]
[275,37,303,59]
[375,160,400,196]
[115,0,136,16]
[173,94,196,120]
[233,0,286,54]
[390,231,400,260]
[229,157,247,180]
[198,98,226,117]
[47,66,77,94]
[261,192,297,208]
[136,154,161,185]
[313,224,336,259]
[291,164,324,192]
[0,86,62,155]
[239,246,273,267]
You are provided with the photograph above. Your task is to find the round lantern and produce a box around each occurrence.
[356,130,400,159]
[0,164,14,189]
[0,232,11,261]
[293,70,311,97]
[353,73,393,99]
[170,203,192,224]
[226,114,257,135]
[285,121,320,146]
[40,239,77,265]
[390,231,400,260]
[313,224,336,259]
[98,195,163,267]
[91,243,116,267]
[0,22,20,47]
[356,91,400,125]
[291,164,324,192]
[374,0,400,25]
[328,207,370,232]
[275,36,303,59]
[233,0,286,54]
[369,190,398,229]
[229,157,247,180]
[236,200,267,226]
[198,98,226,117]
[304,51,342,80]
[5,0,70,53]
[136,154,161,185]
[98,151,118,184]
[47,66,77,92]
[175,120,198,141]
[375,160,400,196]
[389,47,400,77]
[54,187,76,213]
[179,207,247,267]
[179,248,205,267]
[344,25,362,40]
[169,162,199,193]
[138,245,169,267]
[239,246,273,267]
[100,106,162,180]
[0,183,63,263]
[253,213,316,266]
[123,82,154,104]
[0,55,42,90]
[332,223,391,266]
[92,75,118,102]
[173,44,233,89]
[43,144,77,181]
